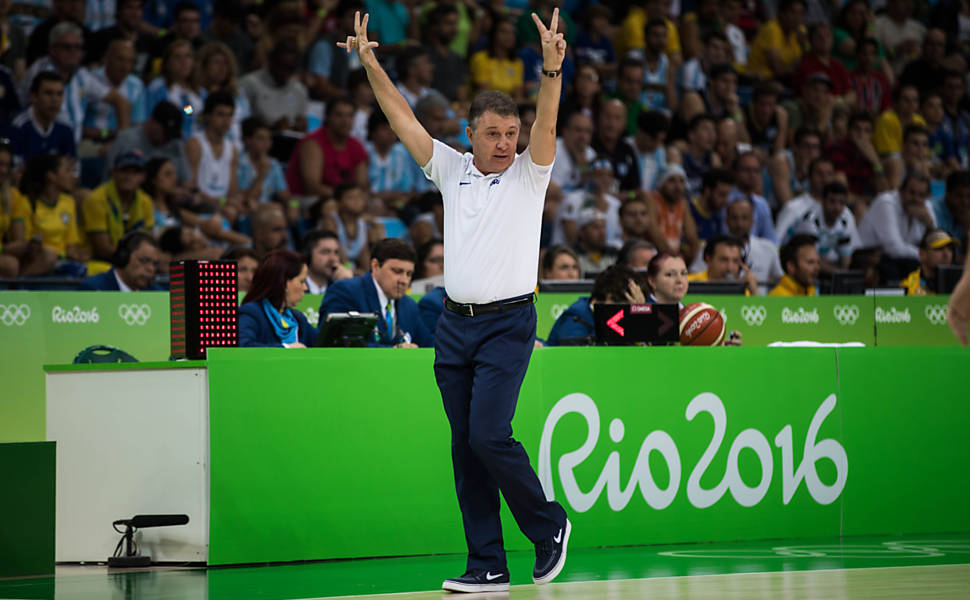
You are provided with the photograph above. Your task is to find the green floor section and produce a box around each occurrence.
[2,534,968,600]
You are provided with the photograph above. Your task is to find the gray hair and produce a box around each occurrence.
[467,91,519,131]
[49,22,83,49]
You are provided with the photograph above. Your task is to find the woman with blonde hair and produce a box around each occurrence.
[146,39,204,139]
[194,41,252,146]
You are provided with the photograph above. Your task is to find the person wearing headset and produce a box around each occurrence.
[79,231,163,291]
[545,265,646,346]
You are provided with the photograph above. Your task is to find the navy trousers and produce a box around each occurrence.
[433,298,567,571]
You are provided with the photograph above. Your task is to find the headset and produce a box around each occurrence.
[112,231,157,269]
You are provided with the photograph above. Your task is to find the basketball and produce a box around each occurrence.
[679,302,726,346]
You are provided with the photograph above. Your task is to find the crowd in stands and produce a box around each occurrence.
[1,0,969,319]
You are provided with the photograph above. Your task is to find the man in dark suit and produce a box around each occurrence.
[79,231,163,291]
[319,238,433,348]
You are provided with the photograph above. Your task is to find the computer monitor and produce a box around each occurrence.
[687,281,748,295]
[937,265,964,294]
[315,312,379,347]
[819,270,866,295]
[592,303,679,346]
[538,279,595,293]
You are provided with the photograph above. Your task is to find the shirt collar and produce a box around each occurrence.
[371,272,393,317]
[28,107,55,137]
[777,274,816,296]
[113,269,133,292]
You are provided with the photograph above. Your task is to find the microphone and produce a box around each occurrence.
[127,514,190,528]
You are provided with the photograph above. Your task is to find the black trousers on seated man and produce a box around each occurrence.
[433,296,567,571]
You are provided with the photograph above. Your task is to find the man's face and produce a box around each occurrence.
[726,200,753,238]
[113,167,145,194]
[32,80,65,120]
[562,113,593,155]
[858,41,877,69]
[753,93,777,124]
[791,244,821,288]
[809,161,835,196]
[735,155,760,192]
[943,76,965,107]
[174,9,201,40]
[467,111,519,174]
[710,72,736,102]
[50,32,83,70]
[780,1,805,31]
[646,24,667,55]
[615,66,643,104]
[371,258,414,300]
[920,238,954,276]
[901,178,930,214]
[597,100,627,142]
[105,42,136,82]
[120,241,159,290]
[902,133,929,166]
[707,243,742,280]
[707,182,733,211]
[660,175,686,203]
[896,87,919,119]
[246,127,273,156]
[580,219,607,250]
[255,213,287,252]
[117,0,143,30]
[850,119,872,140]
[795,134,822,164]
[689,119,715,151]
[946,185,970,223]
[922,96,944,125]
[206,105,235,137]
[339,187,367,215]
[437,12,459,44]
[810,24,832,55]
[802,81,830,111]
[419,104,448,138]
[236,256,258,292]
[413,54,434,86]
[269,50,299,85]
[327,102,356,139]
[620,200,649,236]
[923,29,946,65]
[822,191,847,225]
[309,238,342,279]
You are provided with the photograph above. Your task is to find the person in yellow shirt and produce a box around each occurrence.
[469,19,525,101]
[615,0,682,65]
[873,84,926,157]
[82,151,156,265]
[746,0,808,81]
[900,229,959,295]
[769,234,820,295]
[687,235,759,295]
[17,155,88,268]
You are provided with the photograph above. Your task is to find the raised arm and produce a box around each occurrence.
[338,12,433,167]
[528,8,566,167]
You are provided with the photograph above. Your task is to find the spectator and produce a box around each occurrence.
[201,0,253,74]
[107,100,189,185]
[425,2,468,104]
[616,239,657,270]
[0,0,26,81]
[690,167,735,247]
[941,70,969,169]
[413,90,460,149]
[395,46,435,109]
[792,181,861,272]
[746,0,807,82]
[25,0,92,66]
[680,0,722,60]
[858,172,935,280]
[305,0,364,101]
[557,158,621,247]
[85,40,147,140]
[592,100,642,195]
[781,72,835,145]
[849,37,893,117]
[645,164,701,263]
[898,28,948,94]
[639,19,676,114]
[83,150,154,263]
[885,125,933,190]
[4,72,76,165]
[238,249,317,347]
[929,170,970,247]
[414,238,446,333]
[17,154,86,267]
[319,238,433,348]
[302,229,353,295]
[79,230,161,291]
[365,110,419,211]
[321,182,384,270]
[610,58,647,137]
[714,116,742,172]
[769,233,821,295]
[617,196,651,247]
[682,113,719,199]
[900,228,959,295]
[680,61,741,122]
[546,264,646,346]
[0,143,57,277]
[158,223,223,263]
[827,111,888,200]
[223,246,260,292]
[728,152,779,243]
[86,0,154,70]
[777,156,837,243]
[21,22,130,144]
[559,62,601,125]
[147,1,204,78]
[285,96,368,197]
[240,39,308,133]
[632,111,671,192]
[541,245,580,280]
[237,116,290,210]
[348,67,376,142]
[412,237,444,282]
[573,208,618,277]
[408,190,442,249]
[689,234,759,295]
[469,18,524,102]
[744,81,789,159]
[873,0,927,75]
[251,202,288,259]
[615,0,682,65]
[185,91,240,207]
[720,0,748,68]
[833,0,885,72]
[195,41,251,145]
[771,126,822,208]
[645,252,688,306]
[145,39,204,139]
[873,84,926,159]
[726,196,783,293]
[922,92,961,175]
[573,4,616,80]
[793,22,853,103]
[551,111,596,193]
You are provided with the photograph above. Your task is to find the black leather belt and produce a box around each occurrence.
[444,294,534,317]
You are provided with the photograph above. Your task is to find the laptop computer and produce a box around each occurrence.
[315,312,379,347]
[592,303,680,346]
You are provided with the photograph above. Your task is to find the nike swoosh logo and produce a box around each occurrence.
[485,572,502,581]
[459,182,471,185]
[553,529,562,543]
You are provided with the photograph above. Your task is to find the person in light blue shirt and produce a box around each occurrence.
[85,40,148,134]
[145,39,203,140]
[365,109,418,207]
[237,116,289,207]
[930,170,970,247]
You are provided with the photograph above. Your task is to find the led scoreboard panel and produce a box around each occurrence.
[171,260,239,359]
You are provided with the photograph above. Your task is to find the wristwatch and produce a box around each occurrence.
[542,68,562,78]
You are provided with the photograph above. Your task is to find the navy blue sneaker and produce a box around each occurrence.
[533,519,571,585]
[442,568,510,593]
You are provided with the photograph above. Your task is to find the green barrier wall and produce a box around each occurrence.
[206,346,970,566]
[0,441,55,578]
[2,291,959,442]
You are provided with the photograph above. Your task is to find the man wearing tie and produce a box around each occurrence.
[340,7,571,593]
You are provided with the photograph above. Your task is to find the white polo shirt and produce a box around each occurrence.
[422,139,552,304]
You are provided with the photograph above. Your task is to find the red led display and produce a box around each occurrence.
[170,260,239,359]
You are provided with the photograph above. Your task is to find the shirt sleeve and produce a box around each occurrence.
[421,138,464,191]
[81,68,112,104]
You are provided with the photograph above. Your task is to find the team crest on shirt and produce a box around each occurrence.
[61,212,70,225]
[490,179,501,187]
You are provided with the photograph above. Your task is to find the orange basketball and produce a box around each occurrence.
[679,302,726,346]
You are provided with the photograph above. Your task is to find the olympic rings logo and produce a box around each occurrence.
[740,305,767,326]
[924,304,947,325]
[833,305,860,326]
[0,304,31,326]
[118,304,152,326]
